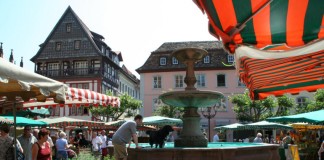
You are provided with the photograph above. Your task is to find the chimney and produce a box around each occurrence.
[20,57,23,67]
[9,49,14,63]
[0,42,3,58]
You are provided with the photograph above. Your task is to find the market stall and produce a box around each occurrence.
[143,116,183,126]
[289,123,324,160]
[0,57,67,159]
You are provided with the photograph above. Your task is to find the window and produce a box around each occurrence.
[66,23,71,33]
[296,97,308,107]
[196,74,205,87]
[153,76,162,89]
[69,106,89,116]
[172,57,178,64]
[175,75,184,88]
[203,55,210,63]
[74,40,81,50]
[160,57,166,65]
[238,79,245,87]
[48,63,59,76]
[55,42,61,51]
[74,61,88,75]
[217,74,226,87]
[228,55,234,63]
[70,83,89,89]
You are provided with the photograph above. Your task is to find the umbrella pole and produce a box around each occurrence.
[13,101,17,160]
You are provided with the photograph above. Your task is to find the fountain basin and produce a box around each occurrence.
[127,142,280,160]
[159,90,224,108]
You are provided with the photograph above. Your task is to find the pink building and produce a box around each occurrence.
[136,41,246,141]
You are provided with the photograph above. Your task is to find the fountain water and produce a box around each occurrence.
[127,48,280,160]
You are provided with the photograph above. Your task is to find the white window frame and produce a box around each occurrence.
[153,76,162,89]
[74,61,88,75]
[172,57,178,64]
[203,55,210,63]
[296,97,308,107]
[48,63,59,76]
[160,57,166,65]
[196,74,206,87]
[175,75,184,88]
[217,74,226,87]
[228,55,235,63]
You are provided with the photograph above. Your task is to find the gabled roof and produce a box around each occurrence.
[136,41,234,73]
[120,65,139,84]
[31,6,105,62]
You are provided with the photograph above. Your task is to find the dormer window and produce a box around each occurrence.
[66,23,71,33]
[172,57,178,64]
[228,55,234,63]
[160,57,166,65]
[203,55,210,63]
[74,40,80,50]
[55,42,61,51]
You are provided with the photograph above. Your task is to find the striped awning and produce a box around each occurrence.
[37,117,104,128]
[21,87,120,110]
[194,0,324,52]
[67,87,120,107]
[236,39,324,100]
[194,0,324,100]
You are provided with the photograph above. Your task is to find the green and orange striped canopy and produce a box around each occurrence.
[194,0,324,100]
[194,0,324,52]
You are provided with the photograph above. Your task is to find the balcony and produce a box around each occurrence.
[36,68,102,78]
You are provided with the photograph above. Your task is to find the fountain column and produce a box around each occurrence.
[174,107,208,147]
[159,48,224,147]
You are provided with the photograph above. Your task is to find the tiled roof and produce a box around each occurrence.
[136,41,234,73]
[153,41,224,52]
[121,65,140,83]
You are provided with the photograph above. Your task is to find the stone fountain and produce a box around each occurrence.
[159,48,224,147]
[125,48,280,160]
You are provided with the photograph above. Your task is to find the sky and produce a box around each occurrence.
[0,0,217,78]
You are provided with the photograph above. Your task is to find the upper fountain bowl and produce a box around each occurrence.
[159,90,224,108]
[172,47,208,64]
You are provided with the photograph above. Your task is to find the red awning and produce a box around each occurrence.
[22,87,120,109]
[66,87,120,107]
[194,0,324,53]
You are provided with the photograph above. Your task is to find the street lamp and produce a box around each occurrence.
[200,105,217,142]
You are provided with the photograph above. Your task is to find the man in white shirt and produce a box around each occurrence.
[99,130,108,158]
[213,132,219,142]
[92,132,102,160]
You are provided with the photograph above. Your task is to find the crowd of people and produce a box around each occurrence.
[0,123,117,160]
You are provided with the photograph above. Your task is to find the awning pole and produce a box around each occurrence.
[13,100,17,160]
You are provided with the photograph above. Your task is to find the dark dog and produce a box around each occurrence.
[146,125,174,148]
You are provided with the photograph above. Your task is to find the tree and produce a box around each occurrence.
[153,105,184,118]
[90,93,143,122]
[304,89,324,112]
[276,95,295,116]
[229,90,294,122]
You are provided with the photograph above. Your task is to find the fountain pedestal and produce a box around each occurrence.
[174,107,207,147]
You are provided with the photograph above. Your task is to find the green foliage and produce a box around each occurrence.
[229,90,294,122]
[276,95,295,116]
[90,93,143,121]
[303,89,324,112]
[153,105,184,118]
